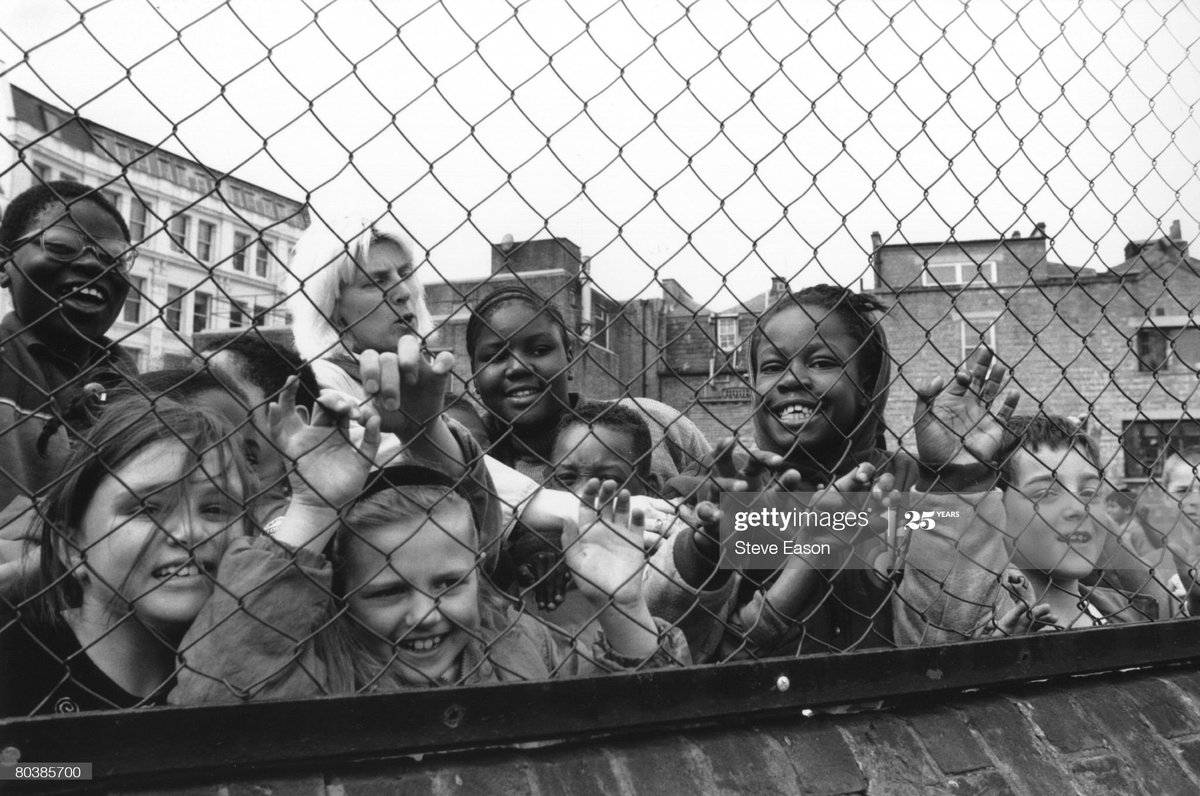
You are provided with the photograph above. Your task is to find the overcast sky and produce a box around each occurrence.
[0,0,1196,307]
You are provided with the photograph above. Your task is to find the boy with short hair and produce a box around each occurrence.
[894,349,1159,643]
[510,400,656,617]
[549,400,655,498]
[996,415,1155,629]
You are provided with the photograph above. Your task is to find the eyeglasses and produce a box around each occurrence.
[10,227,138,273]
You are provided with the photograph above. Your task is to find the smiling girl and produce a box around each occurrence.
[0,181,138,512]
[0,395,251,716]
[465,285,712,486]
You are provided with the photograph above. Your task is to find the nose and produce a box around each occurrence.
[405,590,443,629]
[1061,492,1087,523]
[163,506,203,548]
[505,352,532,378]
[777,361,812,391]
[387,277,411,306]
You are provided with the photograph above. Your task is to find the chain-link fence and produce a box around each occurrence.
[0,0,1198,717]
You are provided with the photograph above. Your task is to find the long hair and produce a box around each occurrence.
[286,214,433,362]
[318,483,508,693]
[30,395,253,629]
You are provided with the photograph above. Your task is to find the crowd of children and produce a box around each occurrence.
[1,182,1197,717]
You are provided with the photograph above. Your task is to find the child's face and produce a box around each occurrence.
[335,240,421,353]
[752,304,870,459]
[1003,444,1105,581]
[471,301,571,430]
[1155,457,1200,541]
[196,372,287,498]
[551,423,644,497]
[344,506,480,686]
[73,441,241,634]
[4,199,130,343]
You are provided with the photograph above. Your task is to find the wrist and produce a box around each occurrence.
[916,461,998,492]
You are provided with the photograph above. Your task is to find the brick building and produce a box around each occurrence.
[642,221,1199,483]
[872,220,1199,484]
[0,84,309,369]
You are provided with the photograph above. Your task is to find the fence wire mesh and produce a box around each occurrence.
[0,0,1198,716]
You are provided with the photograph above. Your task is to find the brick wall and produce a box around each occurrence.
[876,260,1200,480]
[126,666,1200,795]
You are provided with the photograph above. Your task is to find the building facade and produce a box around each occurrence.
[0,85,309,370]
[872,221,1200,483]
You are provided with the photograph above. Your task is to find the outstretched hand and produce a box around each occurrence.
[563,479,648,609]
[359,335,456,439]
[993,570,1059,635]
[914,346,1019,469]
[269,377,382,511]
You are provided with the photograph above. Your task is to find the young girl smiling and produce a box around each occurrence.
[0,396,251,715]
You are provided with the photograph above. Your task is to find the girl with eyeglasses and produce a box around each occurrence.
[0,181,139,513]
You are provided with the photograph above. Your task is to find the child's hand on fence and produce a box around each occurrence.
[516,551,572,612]
[914,346,1019,469]
[564,479,648,610]
[359,335,455,439]
[993,570,1059,635]
[269,377,382,512]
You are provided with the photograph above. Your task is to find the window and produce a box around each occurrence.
[253,305,268,327]
[101,189,122,214]
[922,259,999,288]
[233,232,249,271]
[197,221,216,262]
[959,315,999,362]
[1122,419,1200,481]
[164,284,185,331]
[1136,325,1200,372]
[256,239,272,278]
[230,301,245,328]
[168,210,190,254]
[193,292,211,334]
[130,197,150,242]
[716,316,739,351]
[31,161,50,181]
[123,276,144,324]
[592,308,610,349]
[58,170,81,183]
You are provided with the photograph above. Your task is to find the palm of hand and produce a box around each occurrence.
[918,391,1004,468]
[280,422,372,508]
[565,518,643,605]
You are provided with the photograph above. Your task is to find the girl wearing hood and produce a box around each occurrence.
[646,285,913,660]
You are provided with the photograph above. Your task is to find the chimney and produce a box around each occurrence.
[1171,219,1183,240]
[1011,231,1021,239]
[870,231,884,288]
[769,276,788,302]
[1032,222,1046,239]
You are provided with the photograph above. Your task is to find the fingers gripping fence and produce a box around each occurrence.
[0,0,1196,722]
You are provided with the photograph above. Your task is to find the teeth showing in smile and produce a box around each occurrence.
[508,389,539,399]
[777,404,814,427]
[152,563,204,579]
[60,286,107,302]
[400,634,446,653]
[1063,532,1092,544]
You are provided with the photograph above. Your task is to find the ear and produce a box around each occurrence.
[58,538,88,585]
